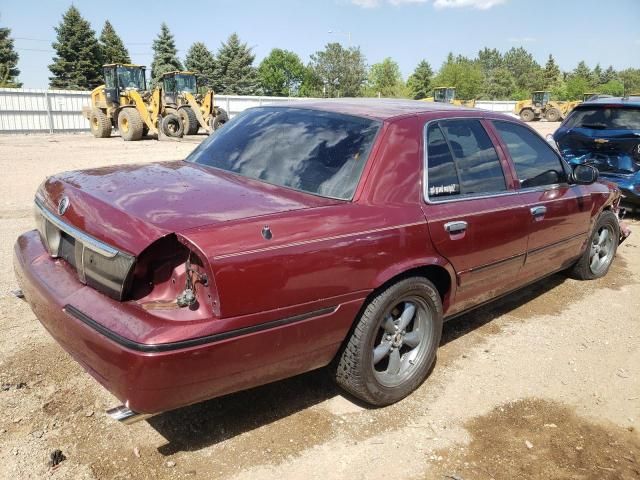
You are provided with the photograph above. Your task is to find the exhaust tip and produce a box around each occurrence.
[106,405,153,425]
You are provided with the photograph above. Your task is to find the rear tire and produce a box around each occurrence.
[545,108,561,122]
[89,108,111,138]
[118,108,144,141]
[178,107,199,135]
[520,109,535,122]
[333,277,443,406]
[161,113,184,138]
[568,210,619,280]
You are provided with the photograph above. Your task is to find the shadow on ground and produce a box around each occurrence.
[148,271,574,454]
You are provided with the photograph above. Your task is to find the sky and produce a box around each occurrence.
[1,0,639,89]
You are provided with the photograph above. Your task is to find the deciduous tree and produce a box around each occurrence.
[258,48,306,96]
[366,57,405,97]
[306,43,367,97]
[432,54,483,100]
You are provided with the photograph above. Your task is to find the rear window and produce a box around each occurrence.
[563,106,640,130]
[187,107,380,200]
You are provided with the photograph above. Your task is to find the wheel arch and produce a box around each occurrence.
[369,258,456,313]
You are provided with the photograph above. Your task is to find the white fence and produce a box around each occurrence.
[0,87,518,134]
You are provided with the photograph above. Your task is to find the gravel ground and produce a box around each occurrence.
[0,123,638,480]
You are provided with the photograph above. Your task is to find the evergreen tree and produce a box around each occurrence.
[543,54,561,89]
[483,67,516,99]
[184,42,216,90]
[503,47,543,93]
[591,63,603,86]
[48,6,103,90]
[477,47,503,75]
[151,23,183,86]
[99,20,130,65]
[0,24,21,87]
[214,33,259,95]
[258,48,306,96]
[407,60,433,99]
[572,61,591,80]
[600,65,618,84]
[366,57,405,97]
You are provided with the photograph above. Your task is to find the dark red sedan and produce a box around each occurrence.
[14,100,628,424]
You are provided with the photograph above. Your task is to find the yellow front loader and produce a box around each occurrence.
[161,71,229,135]
[514,91,573,123]
[422,87,476,108]
[82,64,183,141]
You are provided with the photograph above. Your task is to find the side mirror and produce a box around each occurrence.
[572,164,599,185]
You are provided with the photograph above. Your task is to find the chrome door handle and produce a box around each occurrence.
[444,221,468,233]
[530,206,547,217]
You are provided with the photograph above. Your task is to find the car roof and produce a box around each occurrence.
[581,96,640,107]
[266,98,476,120]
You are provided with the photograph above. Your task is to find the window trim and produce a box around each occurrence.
[490,119,571,188]
[422,117,511,204]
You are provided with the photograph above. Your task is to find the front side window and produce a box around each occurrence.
[187,107,380,200]
[426,119,506,200]
[493,120,567,188]
[175,74,197,93]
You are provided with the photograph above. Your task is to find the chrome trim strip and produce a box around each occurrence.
[213,221,426,260]
[34,197,119,258]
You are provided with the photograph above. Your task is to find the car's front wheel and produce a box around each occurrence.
[569,210,620,280]
[334,277,443,406]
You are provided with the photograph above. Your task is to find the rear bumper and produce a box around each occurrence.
[14,230,362,414]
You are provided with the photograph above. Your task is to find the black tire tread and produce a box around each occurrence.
[90,108,111,138]
[161,113,184,138]
[334,277,442,406]
[179,107,199,135]
[118,108,144,141]
[568,210,619,280]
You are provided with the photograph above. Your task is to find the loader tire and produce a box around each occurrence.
[89,108,111,138]
[161,113,184,138]
[209,108,229,132]
[545,108,561,122]
[118,108,144,141]
[178,107,199,135]
[519,109,535,122]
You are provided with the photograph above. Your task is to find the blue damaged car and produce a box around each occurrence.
[553,97,640,209]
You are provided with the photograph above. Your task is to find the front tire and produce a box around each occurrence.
[333,277,443,406]
[568,210,619,280]
[178,107,199,135]
[545,108,561,122]
[117,108,143,141]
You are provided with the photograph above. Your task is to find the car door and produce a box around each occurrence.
[490,120,594,283]
[421,118,531,316]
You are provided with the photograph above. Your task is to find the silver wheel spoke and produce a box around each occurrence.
[397,302,416,331]
[598,229,609,246]
[590,253,600,270]
[403,330,421,348]
[373,341,392,364]
[382,315,396,334]
[387,349,401,375]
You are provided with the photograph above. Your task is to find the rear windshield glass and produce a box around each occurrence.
[187,107,381,200]
[563,106,640,130]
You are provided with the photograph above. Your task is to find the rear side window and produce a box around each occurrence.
[493,121,566,188]
[426,119,506,199]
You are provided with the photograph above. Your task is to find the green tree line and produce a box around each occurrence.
[2,6,640,99]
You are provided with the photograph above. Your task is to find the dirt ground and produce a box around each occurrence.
[0,123,639,480]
